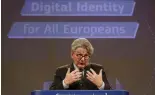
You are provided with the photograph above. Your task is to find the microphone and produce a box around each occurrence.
[79,68,84,73]
[78,66,90,89]
[79,68,84,87]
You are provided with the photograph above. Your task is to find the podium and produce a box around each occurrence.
[31,90,129,95]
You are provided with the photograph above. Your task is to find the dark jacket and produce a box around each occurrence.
[50,63,111,90]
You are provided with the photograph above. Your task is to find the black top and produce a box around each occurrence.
[50,63,112,90]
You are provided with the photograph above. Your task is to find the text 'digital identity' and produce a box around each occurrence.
[21,0,135,16]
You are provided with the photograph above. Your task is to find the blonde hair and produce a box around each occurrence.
[71,38,94,55]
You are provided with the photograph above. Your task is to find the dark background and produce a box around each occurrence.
[2,0,155,95]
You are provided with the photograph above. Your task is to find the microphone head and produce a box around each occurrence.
[79,68,84,72]
[84,64,91,71]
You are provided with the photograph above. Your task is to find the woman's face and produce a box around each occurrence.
[71,47,90,69]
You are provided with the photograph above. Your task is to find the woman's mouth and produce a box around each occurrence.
[79,63,84,65]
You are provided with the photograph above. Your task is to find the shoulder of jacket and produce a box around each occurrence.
[90,63,103,68]
[57,64,70,70]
